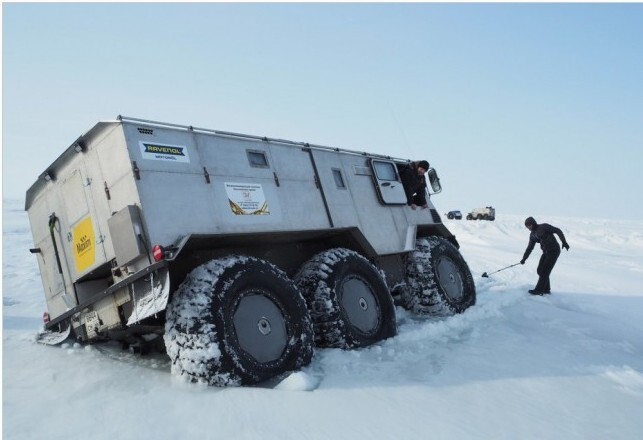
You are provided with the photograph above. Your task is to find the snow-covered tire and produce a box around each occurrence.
[295,248,396,349]
[164,256,314,386]
[401,237,476,316]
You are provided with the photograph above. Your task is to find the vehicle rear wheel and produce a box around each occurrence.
[164,256,314,386]
[400,237,476,316]
[295,248,397,348]
[447,213,454,219]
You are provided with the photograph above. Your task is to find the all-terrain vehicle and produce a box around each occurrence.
[446,210,462,220]
[25,116,476,386]
[466,206,495,221]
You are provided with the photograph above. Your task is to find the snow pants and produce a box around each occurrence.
[535,248,560,292]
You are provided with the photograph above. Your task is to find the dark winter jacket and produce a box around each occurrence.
[398,163,427,206]
[522,223,568,261]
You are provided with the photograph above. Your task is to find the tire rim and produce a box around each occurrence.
[435,256,464,302]
[340,276,380,335]
[233,293,288,363]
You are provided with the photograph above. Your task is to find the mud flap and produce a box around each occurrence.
[37,323,72,345]
[127,267,171,325]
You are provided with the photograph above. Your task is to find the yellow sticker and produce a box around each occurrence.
[73,217,95,273]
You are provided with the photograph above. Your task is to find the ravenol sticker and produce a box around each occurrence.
[139,142,190,163]
[225,183,270,215]
[73,217,95,273]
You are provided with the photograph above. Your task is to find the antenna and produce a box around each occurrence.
[387,101,416,159]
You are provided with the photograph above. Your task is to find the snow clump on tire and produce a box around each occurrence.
[164,256,314,386]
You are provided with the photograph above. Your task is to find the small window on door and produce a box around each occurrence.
[332,168,346,189]
[247,150,269,168]
[372,161,399,181]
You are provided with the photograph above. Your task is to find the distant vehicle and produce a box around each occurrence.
[446,210,462,220]
[466,206,495,221]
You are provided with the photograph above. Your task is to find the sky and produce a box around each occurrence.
[2,3,643,219]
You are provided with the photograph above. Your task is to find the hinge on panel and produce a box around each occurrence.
[273,172,280,187]
[203,167,211,184]
[314,175,320,189]
[104,182,111,200]
[132,161,140,180]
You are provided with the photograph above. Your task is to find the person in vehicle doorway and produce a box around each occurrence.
[520,216,570,295]
[399,160,430,210]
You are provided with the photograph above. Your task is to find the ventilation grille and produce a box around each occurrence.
[137,127,154,135]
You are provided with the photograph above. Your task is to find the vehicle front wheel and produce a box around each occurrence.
[400,237,476,316]
[164,256,314,386]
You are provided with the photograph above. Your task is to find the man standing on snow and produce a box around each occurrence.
[520,216,570,295]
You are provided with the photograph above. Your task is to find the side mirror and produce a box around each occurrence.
[427,168,442,194]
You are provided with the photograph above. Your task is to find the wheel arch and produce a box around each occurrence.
[416,223,460,249]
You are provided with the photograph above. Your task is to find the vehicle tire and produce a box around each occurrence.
[483,214,490,220]
[164,256,314,386]
[295,248,397,349]
[476,214,483,220]
[400,237,476,316]
[466,214,473,220]
[447,213,454,219]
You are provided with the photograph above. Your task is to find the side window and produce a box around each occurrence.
[247,150,269,168]
[372,161,399,181]
[332,168,346,189]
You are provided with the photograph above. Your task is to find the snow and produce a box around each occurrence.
[3,198,643,439]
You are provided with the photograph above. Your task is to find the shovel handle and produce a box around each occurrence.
[485,262,521,276]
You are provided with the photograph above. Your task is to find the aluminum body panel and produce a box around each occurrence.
[107,205,146,266]
[26,124,138,319]
[27,117,446,323]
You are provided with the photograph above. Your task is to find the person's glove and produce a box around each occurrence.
[562,242,570,251]
[520,259,526,265]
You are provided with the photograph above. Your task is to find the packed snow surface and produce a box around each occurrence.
[3,199,642,439]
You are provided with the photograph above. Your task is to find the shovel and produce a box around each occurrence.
[481,262,521,278]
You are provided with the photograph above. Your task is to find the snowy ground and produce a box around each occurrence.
[3,198,643,439]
